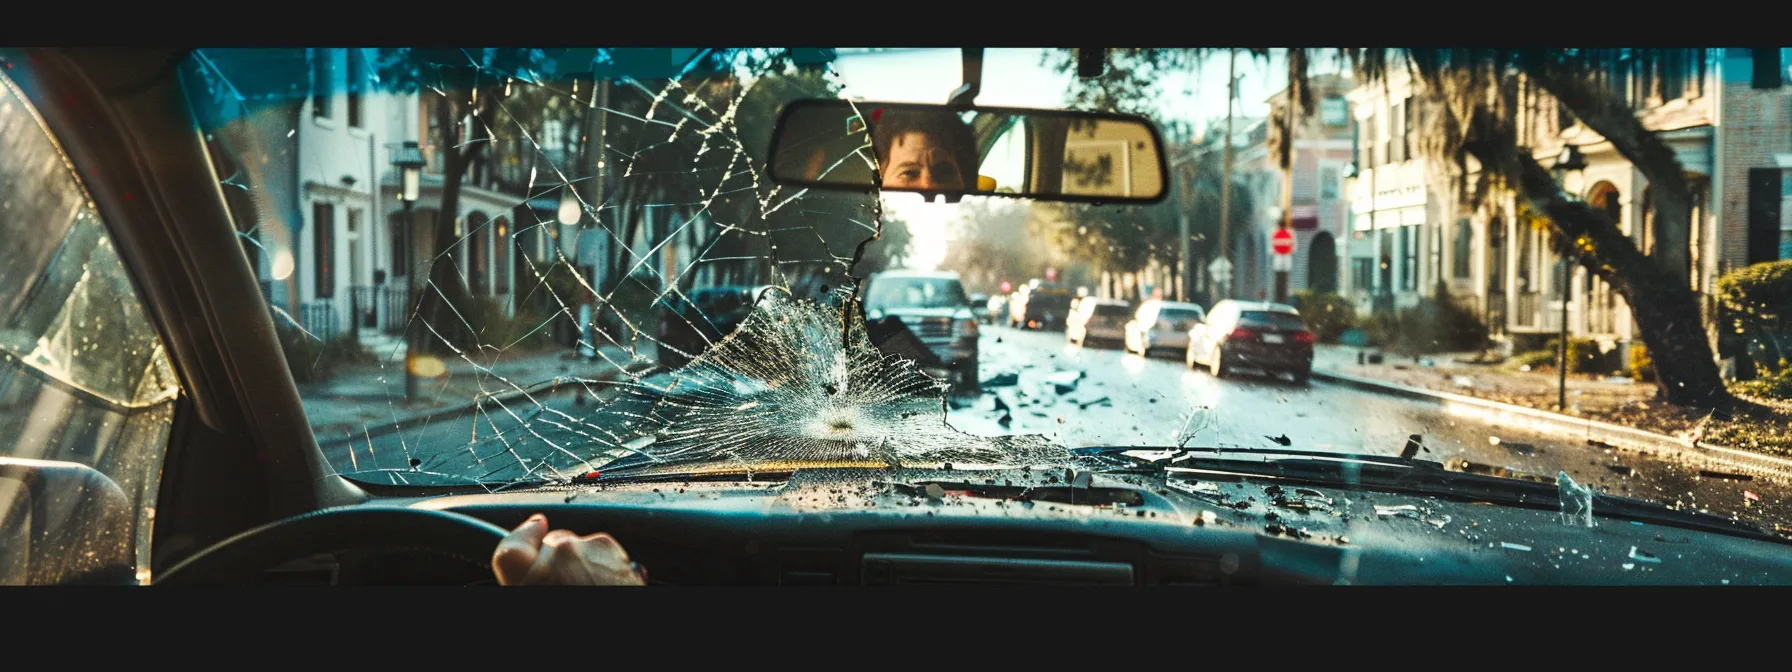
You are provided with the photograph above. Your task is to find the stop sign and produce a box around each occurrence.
[1272,228,1295,256]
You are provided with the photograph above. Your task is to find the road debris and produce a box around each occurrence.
[1401,434,1428,459]
[1697,470,1752,482]
[1558,471,1595,527]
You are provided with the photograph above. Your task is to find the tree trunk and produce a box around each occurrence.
[414,92,489,354]
[1525,64,1692,282]
[1461,107,1730,409]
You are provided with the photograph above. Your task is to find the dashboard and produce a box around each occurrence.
[262,466,1792,586]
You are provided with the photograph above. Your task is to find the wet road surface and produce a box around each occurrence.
[316,323,1792,532]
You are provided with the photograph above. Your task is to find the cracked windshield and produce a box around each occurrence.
[184,47,1792,541]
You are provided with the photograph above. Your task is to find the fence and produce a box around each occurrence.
[299,301,338,339]
[381,286,409,333]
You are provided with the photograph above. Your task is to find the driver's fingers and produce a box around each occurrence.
[492,514,549,585]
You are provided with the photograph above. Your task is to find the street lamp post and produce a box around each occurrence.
[1551,144,1587,412]
[393,141,427,402]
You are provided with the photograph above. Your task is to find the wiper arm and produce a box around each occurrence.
[1077,445,1781,544]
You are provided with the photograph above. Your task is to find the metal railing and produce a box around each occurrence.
[350,286,379,331]
[299,301,338,339]
[381,286,409,334]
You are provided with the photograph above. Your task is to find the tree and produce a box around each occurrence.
[375,48,563,353]
[1054,48,1733,410]
[939,199,1052,294]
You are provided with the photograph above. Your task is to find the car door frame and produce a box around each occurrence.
[11,48,366,574]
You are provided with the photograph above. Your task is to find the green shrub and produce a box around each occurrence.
[1717,260,1792,320]
[1291,291,1357,343]
[277,322,374,383]
[1628,343,1655,382]
[1540,337,1614,374]
[1363,287,1490,355]
[1733,361,1792,400]
[472,296,560,354]
[1508,349,1557,371]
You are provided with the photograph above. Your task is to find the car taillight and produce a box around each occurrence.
[1228,328,1256,340]
[1294,330,1315,344]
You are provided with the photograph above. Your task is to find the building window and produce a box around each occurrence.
[345,49,364,128]
[1375,107,1389,167]
[468,214,490,294]
[495,217,511,294]
[1753,48,1784,89]
[1321,167,1339,201]
[1358,112,1374,169]
[1401,225,1418,291]
[1660,49,1688,100]
[1321,96,1348,127]
[1453,219,1473,279]
[388,213,409,279]
[1607,57,1631,105]
[1388,100,1404,163]
[1353,257,1374,291]
[1748,167,1783,264]
[314,202,335,298]
[311,49,333,120]
[1400,96,1414,162]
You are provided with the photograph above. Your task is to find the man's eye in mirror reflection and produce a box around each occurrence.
[873,109,977,192]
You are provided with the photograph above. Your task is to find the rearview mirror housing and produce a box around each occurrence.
[767,99,1168,204]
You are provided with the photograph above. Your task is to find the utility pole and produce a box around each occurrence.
[1274,75,1296,304]
[1558,260,1571,411]
[1218,48,1237,301]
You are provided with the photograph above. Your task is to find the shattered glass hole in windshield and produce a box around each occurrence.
[183,48,1068,489]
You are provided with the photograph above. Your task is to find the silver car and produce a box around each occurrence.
[1125,300,1206,358]
[1067,298,1132,347]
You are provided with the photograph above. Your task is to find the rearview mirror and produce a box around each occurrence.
[767,99,1168,204]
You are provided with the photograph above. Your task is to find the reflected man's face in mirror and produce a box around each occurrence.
[871,109,978,193]
[883,131,964,191]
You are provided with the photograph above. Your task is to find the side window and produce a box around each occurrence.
[0,70,181,585]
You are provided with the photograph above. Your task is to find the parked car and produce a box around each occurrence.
[983,294,1007,325]
[656,285,775,369]
[862,270,979,394]
[968,293,990,324]
[1124,300,1206,358]
[1007,282,1072,330]
[1066,298,1132,347]
[1186,300,1315,383]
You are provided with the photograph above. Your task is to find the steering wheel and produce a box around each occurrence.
[153,506,509,585]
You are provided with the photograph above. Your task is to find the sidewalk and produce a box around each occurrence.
[1312,344,1658,416]
[299,343,653,440]
[1311,343,1792,459]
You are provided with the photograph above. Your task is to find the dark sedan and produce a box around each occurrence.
[1185,300,1315,384]
[656,285,773,369]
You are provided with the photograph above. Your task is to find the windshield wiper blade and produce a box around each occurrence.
[1078,445,1781,543]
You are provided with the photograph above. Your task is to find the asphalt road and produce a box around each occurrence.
[314,323,1792,532]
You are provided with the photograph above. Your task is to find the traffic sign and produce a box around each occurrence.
[1207,257,1233,283]
[1272,228,1295,256]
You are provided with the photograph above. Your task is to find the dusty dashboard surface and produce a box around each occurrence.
[378,463,1792,586]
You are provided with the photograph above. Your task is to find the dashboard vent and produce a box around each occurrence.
[777,548,842,586]
[860,553,1133,586]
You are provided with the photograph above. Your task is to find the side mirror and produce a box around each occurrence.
[767,99,1168,204]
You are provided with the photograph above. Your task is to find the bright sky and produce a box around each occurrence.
[830,48,1294,270]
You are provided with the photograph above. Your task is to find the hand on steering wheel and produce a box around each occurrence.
[493,514,646,586]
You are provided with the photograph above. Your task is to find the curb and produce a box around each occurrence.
[1310,367,1792,480]
[315,359,659,445]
